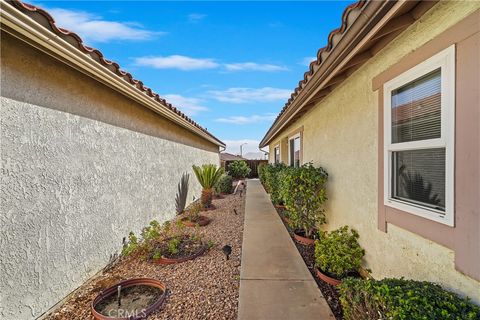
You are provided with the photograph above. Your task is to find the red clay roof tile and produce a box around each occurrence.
[6,0,225,147]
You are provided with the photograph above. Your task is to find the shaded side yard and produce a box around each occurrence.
[46,193,245,320]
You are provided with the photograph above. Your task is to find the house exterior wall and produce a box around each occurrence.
[268,1,480,303]
[0,33,219,319]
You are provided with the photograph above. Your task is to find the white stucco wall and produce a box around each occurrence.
[0,34,219,319]
[268,1,480,303]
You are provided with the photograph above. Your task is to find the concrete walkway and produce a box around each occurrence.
[238,179,334,320]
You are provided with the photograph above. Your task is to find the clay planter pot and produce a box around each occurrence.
[91,278,166,320]
[152,237,207,265]
[153,246,206,265]
[316,269,342,286]
[293,229,316,245]
[281,216,291,225]
[180,215,211,227]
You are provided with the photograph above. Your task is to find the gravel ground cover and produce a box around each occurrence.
[46,193,245,320]
[276,207,343,320]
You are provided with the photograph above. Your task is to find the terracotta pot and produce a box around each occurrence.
[316,268,342,286]
[293,230,316,245]
[91,278,167,320]
[180,215,211,227]
[153,246,206,265]
[281,216,291,225]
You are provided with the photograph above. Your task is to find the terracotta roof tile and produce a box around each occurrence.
[271,1,367,126]
[6,0,225,147]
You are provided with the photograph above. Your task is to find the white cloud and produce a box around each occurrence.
[134,55,219,70]
[163,94,208,116]
[134,55,288,73]
[188,13,207,22]
[224,62,288,72]
[47,8,162,43]
[216,113,276,125]
[223,139,268,157]
[302,56,317,66]
[208,87,291,103]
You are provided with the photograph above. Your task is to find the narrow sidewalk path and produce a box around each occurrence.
[238,179,334,320]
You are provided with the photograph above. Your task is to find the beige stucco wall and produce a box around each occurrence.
[0,34,220,319]
[268,1,480,302]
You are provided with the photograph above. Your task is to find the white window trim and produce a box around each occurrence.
[383,45,455,226]
[274,144,280,163]
[288,133,301,167]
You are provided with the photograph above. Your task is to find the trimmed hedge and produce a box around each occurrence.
[281,163,328,238]
[261,163,287,204]
[215,174,233,194]
[258,163,267,185]
[339,277,480,320]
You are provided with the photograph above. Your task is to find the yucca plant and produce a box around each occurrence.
[192,164,224,208]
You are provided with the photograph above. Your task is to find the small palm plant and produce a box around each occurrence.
[192,164,224,208]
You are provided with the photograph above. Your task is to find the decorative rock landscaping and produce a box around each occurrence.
[46,193,245,320]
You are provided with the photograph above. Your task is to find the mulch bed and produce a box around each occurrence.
[276,207,343,320]
[46,193,245,320]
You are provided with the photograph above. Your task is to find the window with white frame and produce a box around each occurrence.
[289,134,301,167]
[383,45,455,226]
[274,145,280,163]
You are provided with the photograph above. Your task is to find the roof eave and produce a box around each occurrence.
[1,0,226,148]
[259,0,437,148]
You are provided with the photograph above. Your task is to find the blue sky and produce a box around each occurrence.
[35,1,352,154]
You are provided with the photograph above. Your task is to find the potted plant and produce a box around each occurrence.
[260,163,288,205]
[314,226,365,286]
[192,164,224,209]
[258,163,267,187]
[227,160,251,180]
[180,201,211,227]
[282,163,328,245]
[280,209,292,225]
[121,220,212,265]
[151,232,213,265]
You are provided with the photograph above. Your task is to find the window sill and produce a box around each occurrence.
[384,198,454,227]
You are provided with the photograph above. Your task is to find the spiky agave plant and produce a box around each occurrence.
[192,164,224,208]
[175,173,189,215]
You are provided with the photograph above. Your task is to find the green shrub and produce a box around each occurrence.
[121,220,166,257]
[215,174,233,194]
[263,163,288,203]
[339,278,480,320]
[315,226,364,279]
[282,163,328,238]
[167,237,180,255]
[227,160,252,179]
[122,231,138,256]
[258,163,267,185]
